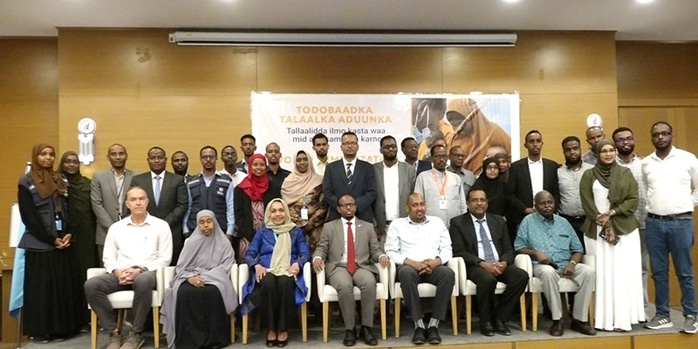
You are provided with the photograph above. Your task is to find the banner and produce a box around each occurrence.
[251,93,519,174]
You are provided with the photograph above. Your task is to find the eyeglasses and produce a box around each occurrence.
[200,155,217,160]
[342,142,358,147]
[651,131,671,138]
[615,136,634,143]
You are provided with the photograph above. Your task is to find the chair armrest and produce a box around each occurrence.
[388,260,397,299]
[514,254,531,291]
[303,262,311,302]
[163,266,175,288]
[231,264,239,294]
[582,255,595,270]
[316,264,327,302]
[238,264,249,304]
[446,258,460,296]
[87,267,107,279]
[156,267,166,305]
[451,257,466,296]
[375,262,389,295]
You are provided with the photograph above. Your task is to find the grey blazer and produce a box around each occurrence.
[313,218,383,277]
[372,161,416,236]
[90,168,133,245]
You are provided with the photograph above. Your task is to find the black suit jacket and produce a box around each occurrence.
[323,159,377,222]
[449,212,514,267]
[234,182,281,242]
[506,157,559,224]
[416,160,432,176]
[131,171,188,263]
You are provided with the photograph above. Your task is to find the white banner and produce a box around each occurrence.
[251,93,519,173]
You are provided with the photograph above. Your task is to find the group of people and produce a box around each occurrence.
[16,120,698,348]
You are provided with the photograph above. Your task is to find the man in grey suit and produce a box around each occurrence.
[131,147,188,265]
[91,143,134,263]
[373,135,415,247]
[313,194,389,347]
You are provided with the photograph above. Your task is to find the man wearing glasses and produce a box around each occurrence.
[182,145,235,242]
[642,121,698,334]
[414,144,466,229]
[446,145,477,194]
[323,131,377,223]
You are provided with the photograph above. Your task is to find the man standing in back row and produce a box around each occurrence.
[642,121,698,334]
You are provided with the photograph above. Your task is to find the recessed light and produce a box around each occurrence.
[636,0,655,4]
[503,0,521,3]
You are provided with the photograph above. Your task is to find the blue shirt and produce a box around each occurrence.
[514,212,583,268]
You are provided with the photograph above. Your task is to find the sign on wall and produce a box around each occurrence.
[251,93,519,173]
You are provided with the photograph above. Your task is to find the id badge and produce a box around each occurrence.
[300,207,309,220]
[55,219,63,231]
[439,198,447,210]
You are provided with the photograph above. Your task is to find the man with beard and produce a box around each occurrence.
[131,147,188,264]
[414,144,466,228]
[183,146,235,241]
[218,145,245,188]
[236,134,257,174]
[265,142,290,189]
[437,98,511,174]
[171,151,192,182]
[446,146,477,194]
[401,137,431,176]
[91,143,133,262]
[557,136,593,252]
[642,122,698,333]
[515,191,596,337]
[612,126,649,312]
[506,130,559,244]
[312,133,330,177]
[373,135,416,246]
[581,126,604,165]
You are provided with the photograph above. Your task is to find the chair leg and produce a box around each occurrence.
[466,295,472,335]
[116,309,124,332]
[589,292,595,328]
[322,302,329,343]
[394,298,401,338]
[532,293,538,332]
[451,296,458,336]
[153,306,160,348]
[301,303,308,343]
[91,310,98,349]
[380,299,387,340]
[230,314,236,343]
[242,314,248,344]
[520,294,527,332]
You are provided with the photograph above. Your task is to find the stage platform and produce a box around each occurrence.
[15,306,696,349]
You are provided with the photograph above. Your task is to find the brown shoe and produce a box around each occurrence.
[549,320,564,336]
[570,319,597,336]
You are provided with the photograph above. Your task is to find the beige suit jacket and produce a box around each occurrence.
[313,218,384,278]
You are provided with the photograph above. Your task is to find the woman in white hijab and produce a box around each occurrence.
[161,210,237,348]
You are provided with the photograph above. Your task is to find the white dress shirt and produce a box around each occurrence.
[383,162,400,221]
[527,158,544,205]
[642,146,698,215]
[217,169,245,188]
[315,158,328,178]
[385,215,452,265]
[471,215,500,262]
[342,158,357,177]
[150,171,163,195]
[103,213,173,273]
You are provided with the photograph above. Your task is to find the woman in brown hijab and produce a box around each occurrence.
[437,98,511,174]
[17,144,83,342]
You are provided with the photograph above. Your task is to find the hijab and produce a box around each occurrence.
[281,151,323,204]
[472,157,504,204]
[591,139,624,204]
[162,210,237,347]
[58,150,91,198]
[237,153,269,201]
[265,199,297,277]
[29,143,67,200]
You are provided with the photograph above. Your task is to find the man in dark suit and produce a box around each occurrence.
[373,136,416,247]
[401,137,431,176]
[131,146,188,265]
[313,194,389,346]
[450,189,528,337]
[323,131,377,222]
[506,129,559,243]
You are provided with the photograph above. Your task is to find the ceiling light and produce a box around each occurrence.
[636,0,655,3]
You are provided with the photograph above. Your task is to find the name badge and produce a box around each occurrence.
[439,198,447,210]
[55,219,63,232]
[300,207,309,220]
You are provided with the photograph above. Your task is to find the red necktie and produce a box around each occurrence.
[347,222,356,275]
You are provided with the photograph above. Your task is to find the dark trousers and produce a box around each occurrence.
[466,264,528,323]
[397,265,455,321]
[253,274,297,331]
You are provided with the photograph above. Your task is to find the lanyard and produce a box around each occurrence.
[430,169,448,197]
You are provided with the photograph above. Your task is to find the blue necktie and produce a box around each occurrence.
[154,175,161,206]
[478,219,496,263]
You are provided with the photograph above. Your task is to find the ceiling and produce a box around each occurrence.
[1,0,697,42]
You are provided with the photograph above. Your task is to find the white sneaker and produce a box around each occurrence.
[680,315,698,334]
[645,314,673,330]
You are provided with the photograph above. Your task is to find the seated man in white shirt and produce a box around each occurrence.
[84,186,173,349]
[385,193,454,345]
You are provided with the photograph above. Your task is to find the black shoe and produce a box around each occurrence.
[265,338,277,347]
[570,318,597,336]
[360,326,377,346]
[480,321,495,337]
[493,318,511,336]
[30,335,51,344]
[426,326,441,345]
[549,320,564,337]
[276,338,288,348]
[411,327,426,345]
[343,329,357,346]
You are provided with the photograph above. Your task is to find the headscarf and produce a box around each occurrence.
[29,143,67,200]
[591,139,624,204]
[58,150,91,199]
[440,98,511,174]
[237,153,269,201]
[472,157,505,206]
[265,199,297,277]
[281,151,323,204]
[161,210,237,348]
